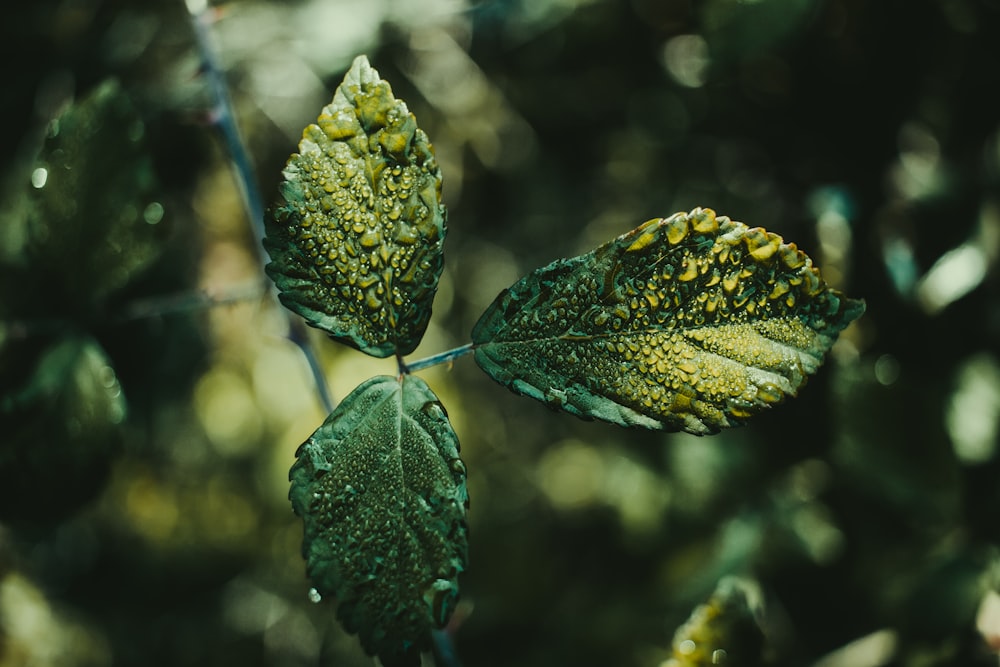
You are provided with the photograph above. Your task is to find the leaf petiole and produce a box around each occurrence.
[405,344,475,373]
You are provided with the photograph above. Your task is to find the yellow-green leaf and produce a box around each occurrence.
[289,375,468,666]
[264,55,447,358]
[666,577,766,666]
[471,208,865,435]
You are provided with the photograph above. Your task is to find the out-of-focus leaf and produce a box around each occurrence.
[664,577,766,667]
[0,334,125,522]
[288,375,467,666]
[16,79,164,318]
[472,208,865,434]
[265,55,447,358]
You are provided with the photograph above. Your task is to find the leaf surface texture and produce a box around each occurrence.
[289,375,467,666]
[265,55,447,357]
[472,208,865,434]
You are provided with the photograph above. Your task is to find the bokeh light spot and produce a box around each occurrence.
[143,201,164,225]
[947,354,1000,464]
[874,354,900,387]
[661,35,710,88]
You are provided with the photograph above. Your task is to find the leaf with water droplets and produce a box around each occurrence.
[289,375,468,667]
[264,55,447,358]
[3,79,165,320]
[471,208,865,435]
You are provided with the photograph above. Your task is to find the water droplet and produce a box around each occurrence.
[143,201,164,225]
[31,167,48,189]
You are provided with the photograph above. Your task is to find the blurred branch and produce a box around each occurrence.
[185,0,333,414]
[187,1,265,248]
[117,280,269,322]
[431,629,464,667]
[2,282,270,342]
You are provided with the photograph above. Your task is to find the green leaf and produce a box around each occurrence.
[265,55,447,358]
[667,577,766,666]
[0,333,126,522]
[289,375,468,666]
[471,208,865,435]
[8,79,164,319]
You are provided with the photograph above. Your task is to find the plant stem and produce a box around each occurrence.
[431,629,464,667]
[287,318,335,413]
[404,343,475,373]
[117,280,269,322]
[189,3,265,248]
[186,0,333,414]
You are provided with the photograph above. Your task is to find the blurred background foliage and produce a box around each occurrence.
[2,0,1000,665]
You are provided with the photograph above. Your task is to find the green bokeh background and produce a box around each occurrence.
[2,1,1000,666]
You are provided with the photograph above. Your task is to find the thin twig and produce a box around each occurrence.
[188,2,265,248]
[405,343,475,373]
[2,281,271,341]
[431,629,464,667]
[117,280,269,322]
[186,0,333,414]
[287,318,335,415]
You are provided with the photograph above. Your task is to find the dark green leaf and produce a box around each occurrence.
[13,79,164,317]
[0,333,125,522]
[265,55,447,358]
[289,375,468,666]
[472,208,865,434]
